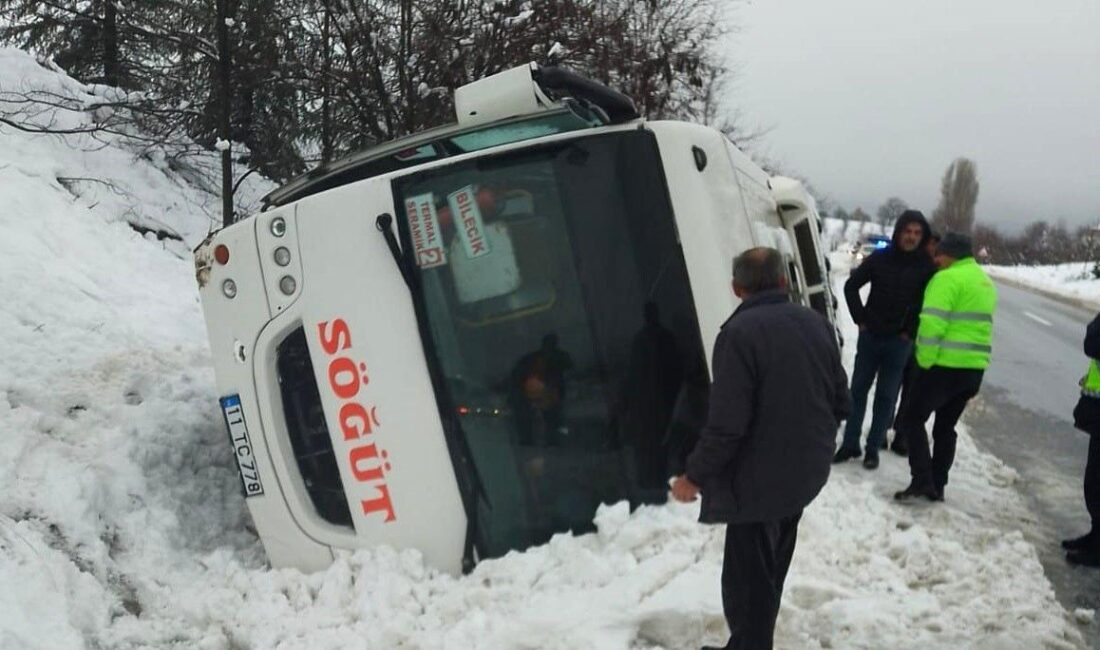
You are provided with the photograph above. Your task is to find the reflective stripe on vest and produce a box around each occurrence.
[921,307,994,323]
[917,337,993,353]
[1083,360,1100,398]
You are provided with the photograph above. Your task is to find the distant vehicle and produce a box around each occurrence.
[193,63,837,575]
[852,234,891,263]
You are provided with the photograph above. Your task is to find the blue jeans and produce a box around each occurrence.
[841,330,913,455]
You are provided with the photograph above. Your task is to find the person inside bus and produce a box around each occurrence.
[665,349,710,476]
[508,333,574,447]
[621,301,684,502]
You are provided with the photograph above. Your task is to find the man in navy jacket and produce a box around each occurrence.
[672,247,850,650]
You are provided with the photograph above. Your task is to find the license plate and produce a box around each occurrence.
[220,394,264,498]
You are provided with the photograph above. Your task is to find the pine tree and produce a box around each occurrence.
[1,0,126,86]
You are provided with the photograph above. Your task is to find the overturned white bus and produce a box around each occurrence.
[194,64,836,575]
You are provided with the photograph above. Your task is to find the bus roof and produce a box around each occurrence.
[263,107,616,210]
[261,64,643,210]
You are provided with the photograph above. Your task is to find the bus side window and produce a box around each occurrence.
[793,220,823,287]
[786,260,804,305]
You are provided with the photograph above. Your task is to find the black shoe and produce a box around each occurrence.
[1062,532,1098,551]
[894,483,941,502]
[889,440,908,457]
[833,447,861,464]
[1066,549,1100,567]
[863,454,880,470]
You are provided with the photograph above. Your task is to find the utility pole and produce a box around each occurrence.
[321,0,333,162]
[103,0,120,87]
[216,0,234,227]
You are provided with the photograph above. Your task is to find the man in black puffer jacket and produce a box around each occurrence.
[834,210,935,469]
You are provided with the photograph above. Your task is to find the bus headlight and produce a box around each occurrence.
[279,275,297,295]
[270,217,287,237]
[222,279,238,299]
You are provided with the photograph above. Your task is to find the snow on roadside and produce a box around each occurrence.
[0,47,269,244]
[0,46,270,650]
[0,46,1084,649]
[821,217,886,253]
[986,263,1100,308]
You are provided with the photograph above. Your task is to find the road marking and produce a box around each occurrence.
[1023,311,1053,327]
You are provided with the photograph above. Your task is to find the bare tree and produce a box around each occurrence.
[851,207,871,234]
[971,219,1100,266]
[287,0,740,160]
[932,157,980,234]
[3,0,744,227]
[876,196,908,231]
[971,223,1004,261]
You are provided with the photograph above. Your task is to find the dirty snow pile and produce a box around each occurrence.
[986,263,1100,308]
[0,47,1085,649]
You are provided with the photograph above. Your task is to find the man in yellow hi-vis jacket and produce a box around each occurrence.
[894,233,997,502]
[1065,312,1100,566]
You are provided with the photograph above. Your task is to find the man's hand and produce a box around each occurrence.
[670,475,700,503]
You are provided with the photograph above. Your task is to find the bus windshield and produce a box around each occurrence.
[392,131,708,558]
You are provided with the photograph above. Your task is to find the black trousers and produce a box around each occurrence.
[899,367,984,490]
[1085,434,1100,532]
[720,511,802,650]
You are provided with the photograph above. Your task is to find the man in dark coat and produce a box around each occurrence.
[622,302,684,498]
[892,230,941,447]
[671,247,850,650]
[834,210,935,468]
[1065,311,1100,566]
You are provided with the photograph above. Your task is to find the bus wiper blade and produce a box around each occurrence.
[375,213,413,289]
[374,211,491,572]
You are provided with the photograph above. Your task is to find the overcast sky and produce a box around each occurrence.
[728,0,1100,231]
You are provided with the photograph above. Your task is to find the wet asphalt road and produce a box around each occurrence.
[965,280,1100,642]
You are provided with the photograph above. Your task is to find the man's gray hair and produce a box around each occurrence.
[732,247,784,292]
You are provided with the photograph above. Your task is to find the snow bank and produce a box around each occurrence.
[986,263,1100,308]
[0,47,269,244]
[0,46,270,649]
[821,217,886,252]
[0,47,1084,649]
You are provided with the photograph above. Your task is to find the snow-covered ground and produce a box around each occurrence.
[0,47,1086,649]
[986,263,1100,309]
[821,217,886,252]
